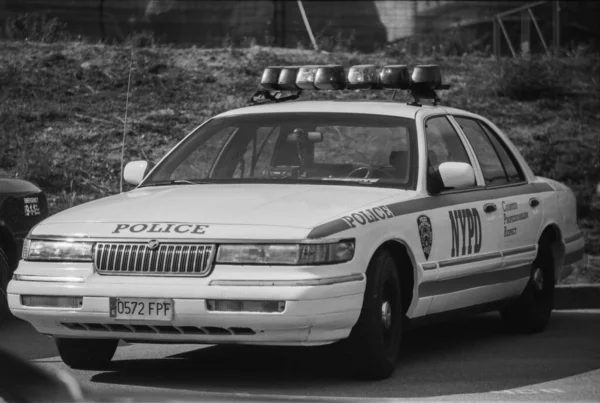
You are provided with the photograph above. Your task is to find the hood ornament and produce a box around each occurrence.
[147,240,160,250]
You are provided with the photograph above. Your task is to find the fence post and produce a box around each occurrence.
[520,9,530,56]
[493,18,500,58]
[553,1,560,54]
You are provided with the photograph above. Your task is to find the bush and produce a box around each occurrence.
[384,27,490,58]
[3,13,68,42]
[124,31,159,48]
[521,124,600,219]
[494,56,569,101]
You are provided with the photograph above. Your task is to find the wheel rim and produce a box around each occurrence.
[381,280,398,351]
[532,267,544,292]
[381,301,392,329]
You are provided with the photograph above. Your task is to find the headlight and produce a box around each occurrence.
[216,240,355,265]
[23,239,94,262]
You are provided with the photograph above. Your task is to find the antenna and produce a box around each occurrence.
[119,46,134,193]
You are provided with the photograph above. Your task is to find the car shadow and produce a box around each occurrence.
[90,311,600,398]
[0,316,58,360]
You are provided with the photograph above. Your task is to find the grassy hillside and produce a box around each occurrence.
[1,40,599,282]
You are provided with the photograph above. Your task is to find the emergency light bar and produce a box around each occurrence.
[254,64,449,105]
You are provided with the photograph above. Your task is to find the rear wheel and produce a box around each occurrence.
[0,248,11,325]
[343,249,403,380]
[500,239,555,333]
[56,338,118,369]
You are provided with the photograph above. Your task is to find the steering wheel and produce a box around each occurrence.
[346,166,394,179]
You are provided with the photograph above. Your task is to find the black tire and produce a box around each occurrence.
[0,248,11,325]
[56,338,118,370]
[343,249,403,380]
[500,239,555,333]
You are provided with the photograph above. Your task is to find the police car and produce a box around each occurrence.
[8,64,584,379]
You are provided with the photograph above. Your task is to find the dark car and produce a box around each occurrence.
[0,178,48,323]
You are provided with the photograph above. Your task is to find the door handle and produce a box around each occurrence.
[529,198,540,207]
[483,203,497,213]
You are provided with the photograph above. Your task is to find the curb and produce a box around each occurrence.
[554,284,600,310]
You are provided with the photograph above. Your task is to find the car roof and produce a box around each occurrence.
[216,100,457,119]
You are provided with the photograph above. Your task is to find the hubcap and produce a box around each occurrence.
[381,301,392,329]
[533,267,544,291]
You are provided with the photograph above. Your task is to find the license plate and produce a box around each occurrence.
[109,298,174,321]
[23,197,41,217]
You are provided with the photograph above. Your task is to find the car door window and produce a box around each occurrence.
[454,117,510,187]
[425,116,472,192]
[425,116,471,169]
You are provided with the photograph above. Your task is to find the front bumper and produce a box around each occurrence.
[8,261,365,346]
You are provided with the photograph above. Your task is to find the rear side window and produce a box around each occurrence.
[479,123,525,183]
[454,117,524,186]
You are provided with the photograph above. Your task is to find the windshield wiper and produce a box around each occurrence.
[140,179,210,187]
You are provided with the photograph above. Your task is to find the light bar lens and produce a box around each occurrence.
[216,240,355,265]
[278,66,300,90]
[314,65,346,90]
[379,65,410,89]
[261,66,283,90]
[26,240,93,262]
[296,65,321,89]
[411,64,442,89]
[347,64,379,89]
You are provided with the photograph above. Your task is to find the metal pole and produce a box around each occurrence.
[497,17,517,57]
[297,0,319,51]
[495,1,547,19]
[493,18,500,58]
[520,9,530,55]
[528,8,550,55]
[553,1,560,54]
[98,0,105,41]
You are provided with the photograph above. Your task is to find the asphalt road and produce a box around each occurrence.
[1,311,599,402]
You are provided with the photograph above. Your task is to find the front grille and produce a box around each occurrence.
[61,322,256,336]
[94,243,215,276]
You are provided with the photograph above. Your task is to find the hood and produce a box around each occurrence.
[33,184,416,240]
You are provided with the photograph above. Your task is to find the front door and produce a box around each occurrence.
[420,115,505,314]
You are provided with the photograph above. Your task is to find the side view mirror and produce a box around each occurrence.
[438,161,475,189]
[123,160,155,186]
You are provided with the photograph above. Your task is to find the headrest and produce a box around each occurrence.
[389,150,408,166]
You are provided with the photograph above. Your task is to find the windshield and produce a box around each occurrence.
[142,112,417,189]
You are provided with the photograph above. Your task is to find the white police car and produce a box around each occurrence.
[8,64,584,380]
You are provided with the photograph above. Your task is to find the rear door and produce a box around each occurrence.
[452,116,542,273]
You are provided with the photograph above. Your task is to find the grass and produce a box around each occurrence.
[1,39,599,283]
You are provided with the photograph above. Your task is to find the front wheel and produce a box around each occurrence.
[500,242,555,333]
[343,249,403,380]
[56,338,118,369]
